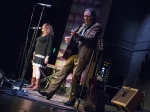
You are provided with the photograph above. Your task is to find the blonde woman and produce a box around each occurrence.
[27,23,54,91]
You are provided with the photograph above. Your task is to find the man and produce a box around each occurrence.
[39,8,102,106]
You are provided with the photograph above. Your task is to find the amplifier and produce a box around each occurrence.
[111,86,144,112]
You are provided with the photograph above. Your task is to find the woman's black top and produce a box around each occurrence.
[35,34,54,56]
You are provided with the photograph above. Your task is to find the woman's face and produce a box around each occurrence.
[41,24,47,34]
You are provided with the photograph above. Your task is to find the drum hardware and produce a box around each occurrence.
[0,69,14,89]
[1,79,15,89]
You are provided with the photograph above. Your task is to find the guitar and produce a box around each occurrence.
[62,25,81,60]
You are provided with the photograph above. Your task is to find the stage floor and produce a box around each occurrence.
[0,87,122,112]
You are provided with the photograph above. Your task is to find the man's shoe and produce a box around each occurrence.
[38,90,52,100]
[64,101,75,106]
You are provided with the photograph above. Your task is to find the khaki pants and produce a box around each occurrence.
[45,54,88,102]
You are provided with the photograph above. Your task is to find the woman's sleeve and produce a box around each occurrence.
[46,35,54,56]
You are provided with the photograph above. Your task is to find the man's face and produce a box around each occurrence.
[84,10,93,25]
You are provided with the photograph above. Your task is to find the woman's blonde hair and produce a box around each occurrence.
[41,23,54,36]
[45,23,54,35]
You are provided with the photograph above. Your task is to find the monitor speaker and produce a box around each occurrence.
[111,86,144,112]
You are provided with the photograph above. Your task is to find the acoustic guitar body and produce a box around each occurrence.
[62,40,76,60]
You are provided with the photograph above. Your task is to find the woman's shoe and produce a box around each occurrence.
[30,79,40,91]
[26,77,36,88]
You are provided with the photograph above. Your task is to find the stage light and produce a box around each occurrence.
[53,48,56,53]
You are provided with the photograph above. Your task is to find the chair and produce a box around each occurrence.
[40,64,62,88]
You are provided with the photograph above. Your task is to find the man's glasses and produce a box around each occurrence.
[84,15,92,18]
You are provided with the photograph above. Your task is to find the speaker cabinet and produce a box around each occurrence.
[111,86,144,112]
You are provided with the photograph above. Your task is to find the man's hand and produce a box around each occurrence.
[71,29,81,39]
[71,29,76,36]
[64,36,71,43]
[64,29,79,43]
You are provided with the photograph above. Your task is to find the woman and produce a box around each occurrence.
[27,23,54,91]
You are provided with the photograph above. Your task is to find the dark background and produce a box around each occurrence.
[0,0,73,80]
[103,0,150,99]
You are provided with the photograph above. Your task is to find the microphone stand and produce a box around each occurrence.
[76,50,95,111]
[13,43,25,79]
[12,3,37,81]
[19,5,46,91]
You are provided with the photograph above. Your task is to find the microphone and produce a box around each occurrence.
[37,3,52,8]
[30,27,41,29]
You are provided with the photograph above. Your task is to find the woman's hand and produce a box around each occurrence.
[45,56,49,64]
